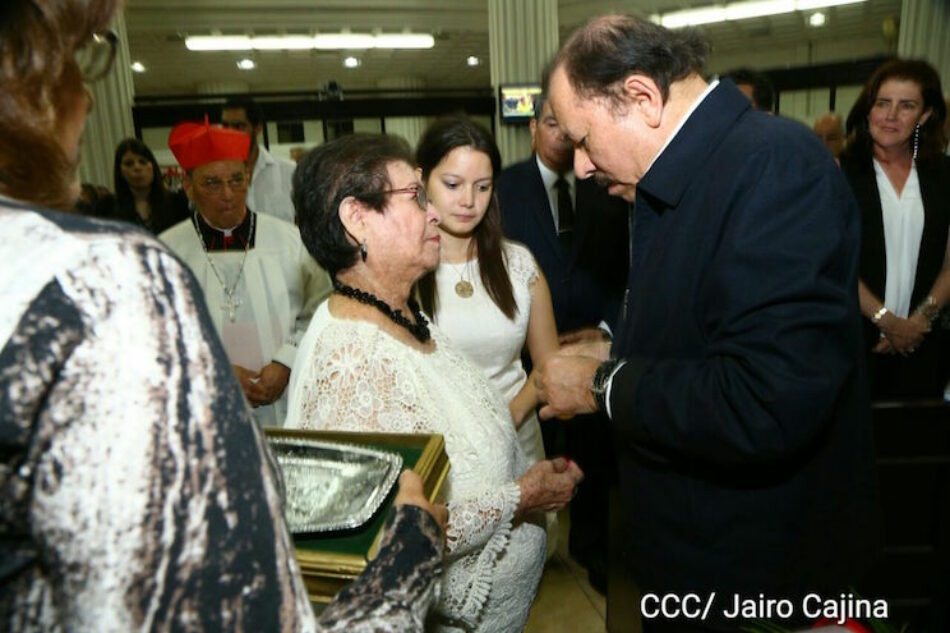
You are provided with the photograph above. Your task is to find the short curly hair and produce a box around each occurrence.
[292,134,414,275]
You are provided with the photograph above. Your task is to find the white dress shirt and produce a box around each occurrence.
[535,154,575,230]
[248,146,297,224]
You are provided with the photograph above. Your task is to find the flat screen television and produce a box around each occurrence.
[499,84,542,124]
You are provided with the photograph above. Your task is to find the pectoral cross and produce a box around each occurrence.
[223,292,241,322]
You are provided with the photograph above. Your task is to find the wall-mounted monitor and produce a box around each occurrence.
[499,84,542,124]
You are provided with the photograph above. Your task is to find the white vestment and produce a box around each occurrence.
[248,146,297,224]
[161,212,331,426]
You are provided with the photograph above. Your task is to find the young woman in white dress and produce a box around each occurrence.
[415,116,562,552]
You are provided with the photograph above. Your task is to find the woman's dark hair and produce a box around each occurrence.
[414,115,516,320]
[843,58,947,165]
[293,133,414,275]
[556,13,710,104]
[111,138,174,228]
[0,0,119,210]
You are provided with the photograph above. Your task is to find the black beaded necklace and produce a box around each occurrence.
[332,278,431,344]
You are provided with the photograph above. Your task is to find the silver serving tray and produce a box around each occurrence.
[267,436,402,534]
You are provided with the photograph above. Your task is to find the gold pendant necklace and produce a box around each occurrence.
[449,260,474,298]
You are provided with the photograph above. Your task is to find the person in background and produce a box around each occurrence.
[95,137,189,233]
[538,14,876,631]
[497,75,628,593]
[285,133,584,633]
[814,111,846,161]
[414,115,562,556]
[160,119,331,427]
[840,58,950,399]
[723,67,775,112]
[0,0,445,631]
[221,96,298,223]
[73,182,102,216]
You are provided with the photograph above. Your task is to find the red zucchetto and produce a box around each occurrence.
[168,116,250,170]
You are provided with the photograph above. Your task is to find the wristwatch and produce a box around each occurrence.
[590,359,623,413]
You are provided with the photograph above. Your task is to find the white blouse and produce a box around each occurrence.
[874,158,925,317]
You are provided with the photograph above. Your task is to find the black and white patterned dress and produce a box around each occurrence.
[0,200,441,632]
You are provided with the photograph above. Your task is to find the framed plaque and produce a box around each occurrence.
[264,428,449,603]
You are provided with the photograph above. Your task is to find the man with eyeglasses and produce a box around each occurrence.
[160,119,331,427]
[221,96,298,224]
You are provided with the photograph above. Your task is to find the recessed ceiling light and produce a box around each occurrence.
[466,56,480,67]
[343,56,361,68]
[130,61,146,73]
[236,58,256,70]
[809,11,827,26]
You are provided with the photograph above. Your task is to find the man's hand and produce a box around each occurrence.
[558,336,611,362]
[257,361,291,405]
[394,470,448,536]
[536,355,601,420]
[559,326,610,347]
[233,364,268,407]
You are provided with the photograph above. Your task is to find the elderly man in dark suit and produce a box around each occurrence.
[497,88,629,593]
[536,14,877,632]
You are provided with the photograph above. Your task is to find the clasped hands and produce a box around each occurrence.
[533,333,611,421]
[234,361,290,408]
[874,311,929,356]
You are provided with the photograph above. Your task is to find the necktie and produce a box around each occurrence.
[555,177,574,236]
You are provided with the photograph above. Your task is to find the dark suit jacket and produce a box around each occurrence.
[607,80,877,606]
[497,156,629,334]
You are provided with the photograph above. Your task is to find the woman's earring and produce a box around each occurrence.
[913,123,920,161]
[360,240,368,262]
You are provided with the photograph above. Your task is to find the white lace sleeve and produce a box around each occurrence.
[505,240,540,290]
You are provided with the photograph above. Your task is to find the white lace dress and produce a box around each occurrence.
[286,302,546,632]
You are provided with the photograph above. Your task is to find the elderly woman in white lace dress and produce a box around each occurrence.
[286,134,584,632]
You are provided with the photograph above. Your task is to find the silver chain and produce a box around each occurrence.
[192,211,255,322]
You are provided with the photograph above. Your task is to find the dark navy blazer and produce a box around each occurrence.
[607,80,877,605]
[497,155,629,334]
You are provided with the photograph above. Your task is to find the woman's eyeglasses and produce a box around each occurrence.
[382,186,428,211]
[75,31,118,82]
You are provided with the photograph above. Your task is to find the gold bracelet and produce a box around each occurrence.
[870,306,888,325]
[915,295,940,324]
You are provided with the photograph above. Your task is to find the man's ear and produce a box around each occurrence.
[621,74,664,128]
[529,117,539,151]
[338,196,368,245]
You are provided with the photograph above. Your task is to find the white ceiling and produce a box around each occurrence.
[126,0,903,97]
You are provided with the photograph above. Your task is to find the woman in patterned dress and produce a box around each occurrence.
[0,2,445,630]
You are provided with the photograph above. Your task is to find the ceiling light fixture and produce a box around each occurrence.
[653,0,865,29]
[236,58,256,70]
[130,61,146,73]
[809,11,827,26]
[186,33,434,52]
[343,56,361,68]
[466,56,480,66]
